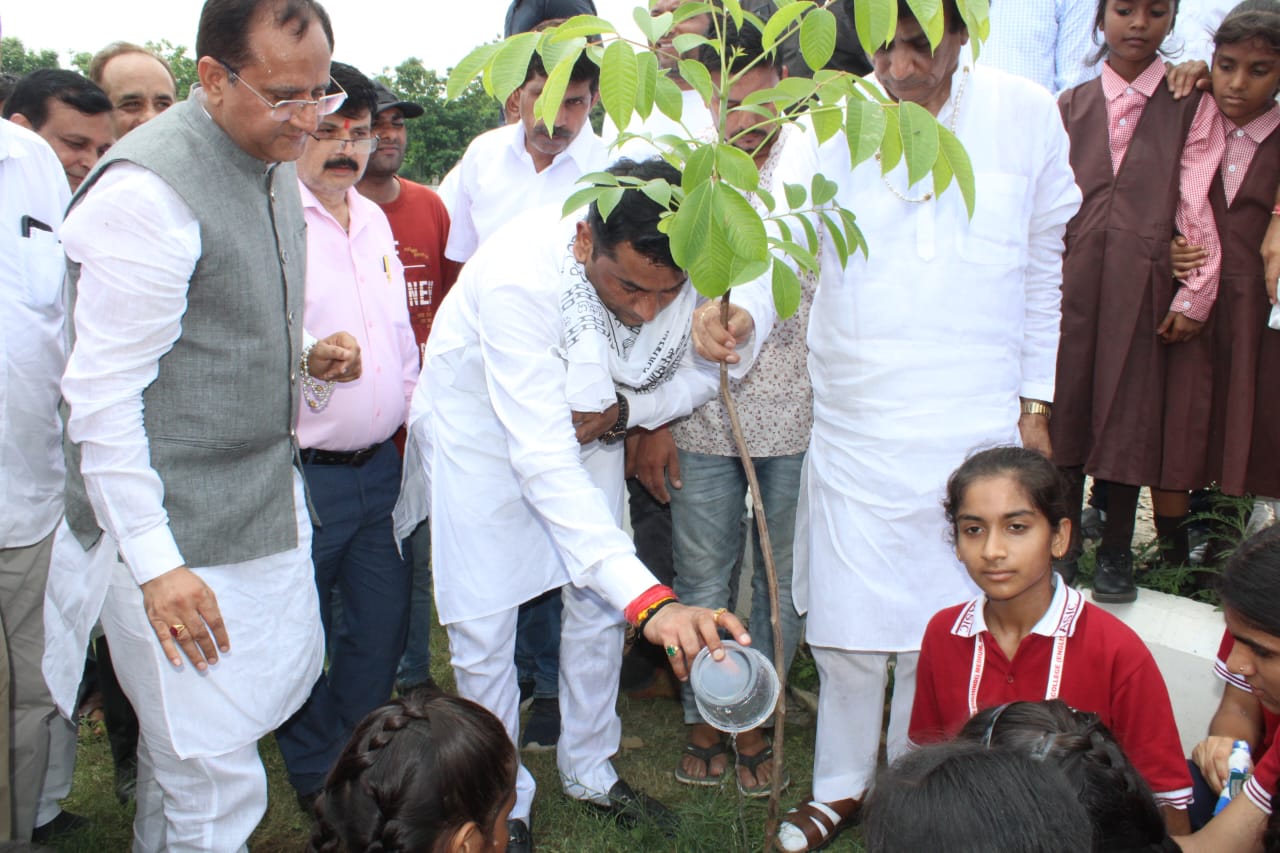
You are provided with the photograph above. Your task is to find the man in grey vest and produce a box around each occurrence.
[53,0,359,848]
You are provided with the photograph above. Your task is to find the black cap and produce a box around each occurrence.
[372,81,424,119]
[504,0,598,37]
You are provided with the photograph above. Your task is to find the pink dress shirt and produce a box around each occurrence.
[296,183,418,452]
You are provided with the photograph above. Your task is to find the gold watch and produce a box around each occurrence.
[1020,399,1052,419]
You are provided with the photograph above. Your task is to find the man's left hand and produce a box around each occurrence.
[642,602,751,682]
[310,332,361,382]
[626,426,681,503]
[572,404,619,444]
[692,301,755,364]
[1019,413,1053,460]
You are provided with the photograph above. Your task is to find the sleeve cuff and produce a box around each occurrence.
[117,523,186,586]
[624,390,660,430]
[1020,381,1055,404]
[588,554,661,614]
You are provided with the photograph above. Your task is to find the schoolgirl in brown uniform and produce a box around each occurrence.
[1052,0,1202,602]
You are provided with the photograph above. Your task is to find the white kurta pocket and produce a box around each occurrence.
[955,173,1030,267]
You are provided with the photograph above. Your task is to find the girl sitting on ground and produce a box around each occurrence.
[909,446,1192,832]
[308,689,517,853]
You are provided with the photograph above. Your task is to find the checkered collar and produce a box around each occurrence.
[1101,57,1166,102]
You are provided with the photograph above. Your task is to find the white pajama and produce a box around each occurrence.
[35,715,77,827]
[811,647,917,801]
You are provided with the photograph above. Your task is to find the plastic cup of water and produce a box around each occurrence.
[690,641,781,733]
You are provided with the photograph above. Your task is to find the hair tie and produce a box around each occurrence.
[981,702,1014,748]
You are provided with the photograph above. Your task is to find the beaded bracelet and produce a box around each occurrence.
[300,343,336,411]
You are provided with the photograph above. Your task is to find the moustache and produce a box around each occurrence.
[324,157,360,171]
[532,126,573,140]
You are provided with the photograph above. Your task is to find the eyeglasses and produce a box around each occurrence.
[305,131,379,153]
[217,59,347,121]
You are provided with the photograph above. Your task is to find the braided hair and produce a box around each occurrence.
[307,689,517,853]
[959,700,1176,853]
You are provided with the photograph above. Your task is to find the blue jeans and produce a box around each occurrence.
[670,449,805,725]
[395,520,434,690]
[515,589,562,699]
[277,441,412,795]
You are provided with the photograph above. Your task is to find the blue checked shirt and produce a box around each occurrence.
[980,0,1101,95]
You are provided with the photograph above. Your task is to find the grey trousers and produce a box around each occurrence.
[0,531,58,839]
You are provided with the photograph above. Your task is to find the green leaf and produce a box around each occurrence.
[811,104,842,144]
[669,182,769,298]
[635,8,674,44]
[634,50,658,119]
[640,179,674,208]
[853,0,898,60]
[797,210,819,254]
[682,145,716,192]
[821,210,848,266]
[721,0,745,29]
[539,33,585,73]
[678,58,714,106]
[932,145,954,197]
[905,0,945,47]
[772,238,818,275]
[879,107,903,174]
[488,32,539,101]
[673,33,710,56]
[799,8,837,72]
[783,182,807,210]
[937,125,977,217]
[600,41,638,138]
[596,186,625,221]
[447,42,501,101]
[840,207,869,258]
[761,1,810,52]
[672,2,717,24]
[845,98,888,169]
[545,14,615,41]
[562,184,605,217]
[771,260,803,319]
[810,174,839,206]
[533,51,574,133]
[655,75,684,121]
[716,143,760,193]
[898,99,939,188]
[756,187,777,213]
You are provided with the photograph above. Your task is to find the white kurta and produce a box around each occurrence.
[397,209,759,624]
[788,64,1082,652]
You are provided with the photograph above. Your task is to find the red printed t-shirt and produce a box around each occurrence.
[377,177,460,363]
[910,580,1193,807]
[1246,737,1280,815]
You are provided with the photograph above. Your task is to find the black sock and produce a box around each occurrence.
[1154,513,1191,567]
[1099,483,1140,555]
[1060,466,1085,561]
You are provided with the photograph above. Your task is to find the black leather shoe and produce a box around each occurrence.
[1091,548,1136,603]
[582,779,679,837]
[31,810,90,843]
[507,818,533,853]
[1052,558,1078,587]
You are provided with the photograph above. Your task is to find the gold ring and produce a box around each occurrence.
[665,645,679,657]
[169,624,186,639]
[713,607,727,626]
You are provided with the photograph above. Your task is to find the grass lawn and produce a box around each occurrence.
[47,634,872,852]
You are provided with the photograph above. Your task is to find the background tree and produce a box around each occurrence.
[0,37,61,74]
[377,57,502,185]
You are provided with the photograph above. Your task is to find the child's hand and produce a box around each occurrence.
[1172,236,1208,276]
[1157,311,1205,343]
[1165,59,1211,99]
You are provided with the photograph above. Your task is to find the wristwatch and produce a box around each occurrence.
[1020,398,1052,419]
[598,392,630,445]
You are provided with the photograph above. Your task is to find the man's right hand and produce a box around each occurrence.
[142,567,230,670]
[692,301,755,364]
[626,426,681,503]
[1192,735,1238,794]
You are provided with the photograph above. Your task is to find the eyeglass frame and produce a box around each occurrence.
[303,130,380,153]
[216,58,347,122]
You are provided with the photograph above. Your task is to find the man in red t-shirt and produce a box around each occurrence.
[359,82,460,362]
[357,81,459,692]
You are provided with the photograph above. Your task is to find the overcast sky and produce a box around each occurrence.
[3,0,645,79]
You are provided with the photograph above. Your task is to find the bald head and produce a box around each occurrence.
[92,47,177,137]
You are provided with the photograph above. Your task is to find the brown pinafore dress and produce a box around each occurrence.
[1206,122,1280,497]
[1051,77,1201,488]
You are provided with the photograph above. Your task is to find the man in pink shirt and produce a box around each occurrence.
[273,61,419,809]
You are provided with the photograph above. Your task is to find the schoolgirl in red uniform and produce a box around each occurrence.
[909,447,1192,830]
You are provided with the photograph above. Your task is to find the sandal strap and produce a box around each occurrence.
[735,743,775,773]
[784,801,841,850]
[683,741,728,762]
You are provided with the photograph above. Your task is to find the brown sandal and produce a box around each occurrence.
[777,798,861,852]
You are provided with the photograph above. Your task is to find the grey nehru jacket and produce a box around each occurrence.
[63,94,309,569]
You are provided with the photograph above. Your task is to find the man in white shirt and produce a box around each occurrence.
[444,48,605,264]
[0,114,71,845]
[53,1,360,848]
[395,158,756,852]
[695,4,1081,851]
[980,0,1101,95]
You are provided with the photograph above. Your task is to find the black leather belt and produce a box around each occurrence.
[300,442,384,467]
